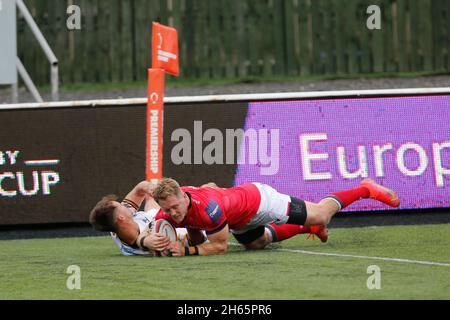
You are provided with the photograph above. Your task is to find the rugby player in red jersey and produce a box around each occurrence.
[88,180,326,256]
[151,178,399,256]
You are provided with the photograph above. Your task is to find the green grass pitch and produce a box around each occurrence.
[1,224,449,300]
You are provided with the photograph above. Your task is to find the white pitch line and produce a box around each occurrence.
[276,248,450,268]
[229,243,450,268]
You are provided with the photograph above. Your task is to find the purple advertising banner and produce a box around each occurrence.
[234,95,450,211]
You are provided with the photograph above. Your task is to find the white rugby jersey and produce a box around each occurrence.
[110,201,189,256]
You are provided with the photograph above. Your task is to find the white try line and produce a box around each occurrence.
[229,243,450,268]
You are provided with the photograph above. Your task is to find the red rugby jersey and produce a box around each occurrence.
[155,183,261,233]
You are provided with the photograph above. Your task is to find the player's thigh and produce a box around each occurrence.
[256,183,328,226]
[254,183,291,224]
[232,226,268,250]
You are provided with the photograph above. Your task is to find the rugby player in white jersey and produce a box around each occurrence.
[89,180,207,256]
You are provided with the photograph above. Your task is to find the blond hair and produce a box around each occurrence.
[152,178,182,202]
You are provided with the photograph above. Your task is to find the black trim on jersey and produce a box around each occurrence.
[139,236,149,251]
[186,192,192,209]
[205,220,228,236]
[122,198,139,210]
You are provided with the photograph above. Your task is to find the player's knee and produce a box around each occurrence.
[215,241,228,254]
[243,242,265,250]
[243,235,268,250]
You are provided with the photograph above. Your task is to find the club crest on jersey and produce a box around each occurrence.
[205,200,222,222]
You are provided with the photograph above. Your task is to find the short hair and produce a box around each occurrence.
[152,178,182,203]
[89,194,119,232]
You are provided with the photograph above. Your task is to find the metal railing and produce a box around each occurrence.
[1,87,450,110]
[14,0,58,102]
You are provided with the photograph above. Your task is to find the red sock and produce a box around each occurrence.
[267,224,312,242]
[328,186,370,209]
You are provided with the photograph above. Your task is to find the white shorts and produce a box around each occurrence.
[231,183,291,235]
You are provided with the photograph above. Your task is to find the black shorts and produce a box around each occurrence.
[232,226,266,245]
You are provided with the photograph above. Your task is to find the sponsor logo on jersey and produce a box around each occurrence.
[205,199,222,222]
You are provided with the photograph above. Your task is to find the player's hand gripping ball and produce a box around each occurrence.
[137,219,177,256]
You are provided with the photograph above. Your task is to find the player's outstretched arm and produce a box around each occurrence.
[123,180,156,209]
[144,194,160,211]
[168,224,229,256]
[198,225,229,255]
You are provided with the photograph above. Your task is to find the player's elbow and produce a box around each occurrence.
[215,241,228,255]
[201,182,219,188]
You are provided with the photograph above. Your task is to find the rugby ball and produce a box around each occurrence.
[149,219,177,257]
